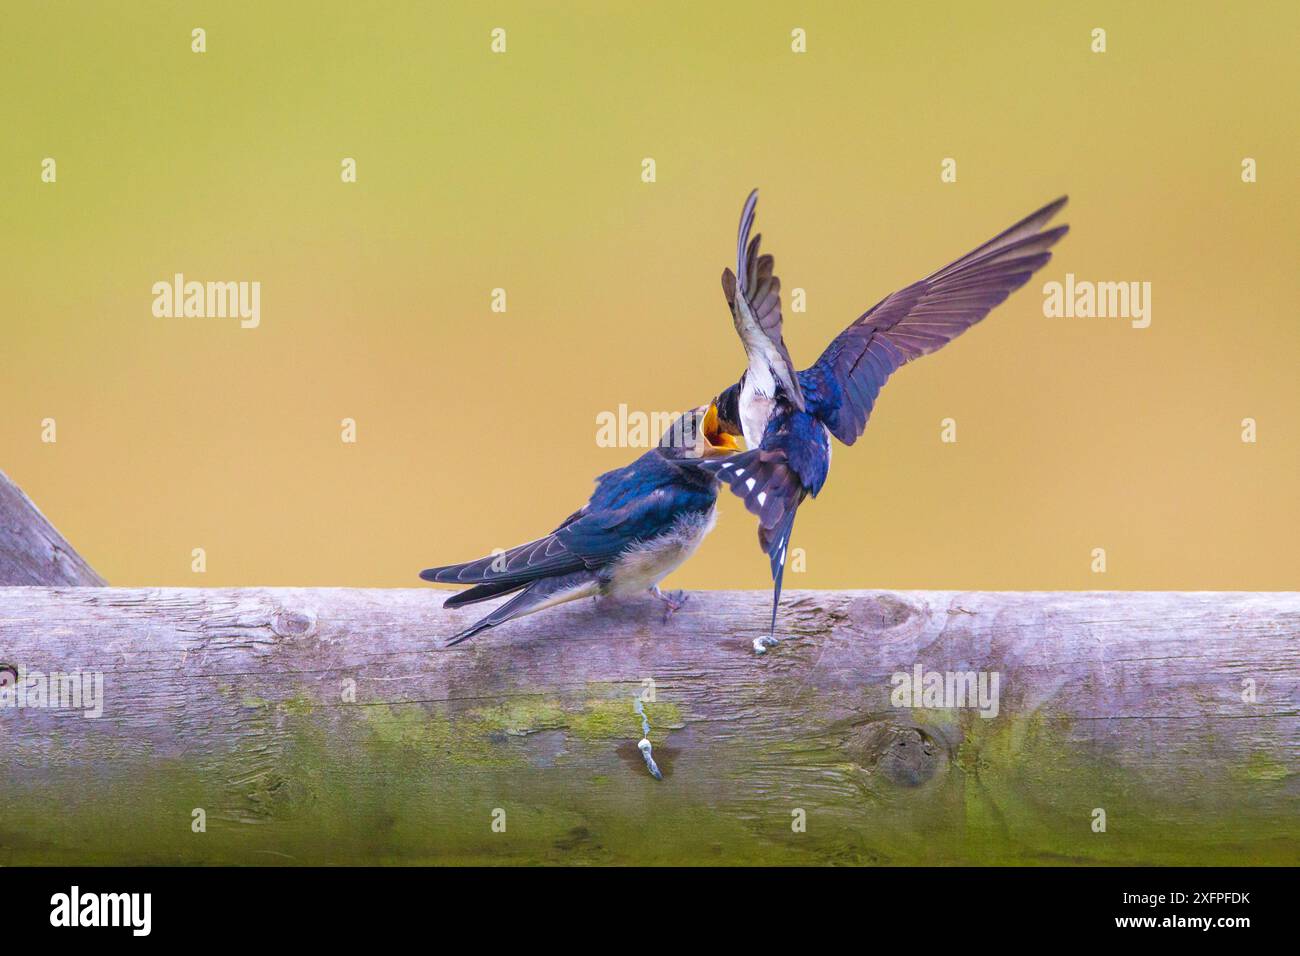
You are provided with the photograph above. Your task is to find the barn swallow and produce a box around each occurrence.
[704,191,1069,652]
[421,404,740,645]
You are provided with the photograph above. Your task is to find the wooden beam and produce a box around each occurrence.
[0,586,1294,864]
[0,470,105,586]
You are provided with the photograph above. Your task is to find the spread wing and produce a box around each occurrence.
[721,190,805,410]
[802,196,1068,445]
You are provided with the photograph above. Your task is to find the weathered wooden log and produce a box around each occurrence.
[0,586,1294,865]
[0,470,104,586]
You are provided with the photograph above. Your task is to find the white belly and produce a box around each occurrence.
[605,506,718,596]
[739,377,776,450]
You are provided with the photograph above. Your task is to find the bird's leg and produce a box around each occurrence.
[650,585,689,623]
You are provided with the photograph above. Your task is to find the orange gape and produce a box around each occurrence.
[702,402,742,452]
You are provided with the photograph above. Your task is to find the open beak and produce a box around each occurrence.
[702,402,741,453]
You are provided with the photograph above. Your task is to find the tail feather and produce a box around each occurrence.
[700,449,803,543]
[766,508,798,638]
[444,570,600,646]
[442,579,527,610]
[696,448,806,637]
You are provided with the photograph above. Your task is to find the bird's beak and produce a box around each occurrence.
[702,402,741,453]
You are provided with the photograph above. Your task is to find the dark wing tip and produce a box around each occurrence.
[421,565,465,583]
[1014,194,1069,234]
[721,267,737,305]
[736,191,760,287]
[1031,195,1068,222]
[738,190,759,232]
[1001,195,1070,243]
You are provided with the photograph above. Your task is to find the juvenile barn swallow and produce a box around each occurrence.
[705,191,1069,652]
[421,405,740,645]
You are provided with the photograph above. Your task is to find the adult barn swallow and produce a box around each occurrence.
[706,192,1069,651]
[421,405,740,645]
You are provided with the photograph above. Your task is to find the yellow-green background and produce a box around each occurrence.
[3,1,1297,590]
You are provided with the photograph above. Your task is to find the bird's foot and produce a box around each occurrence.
[651,586,689,623]
[752,634,781,655]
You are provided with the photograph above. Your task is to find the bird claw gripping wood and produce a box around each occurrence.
[652,586,689,624]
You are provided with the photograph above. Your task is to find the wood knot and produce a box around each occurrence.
[866,594,916,630]
[877,726,943,787]
[841,721,946,788]
[271,609,316,638]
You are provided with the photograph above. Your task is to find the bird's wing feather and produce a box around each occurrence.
[722,190,805,410]
[419,531,585,586]
[556,481,711,567]
[804,196,1068,445]
[423,443,713,589]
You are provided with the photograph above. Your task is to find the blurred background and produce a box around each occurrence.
[3,1,1296,590]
